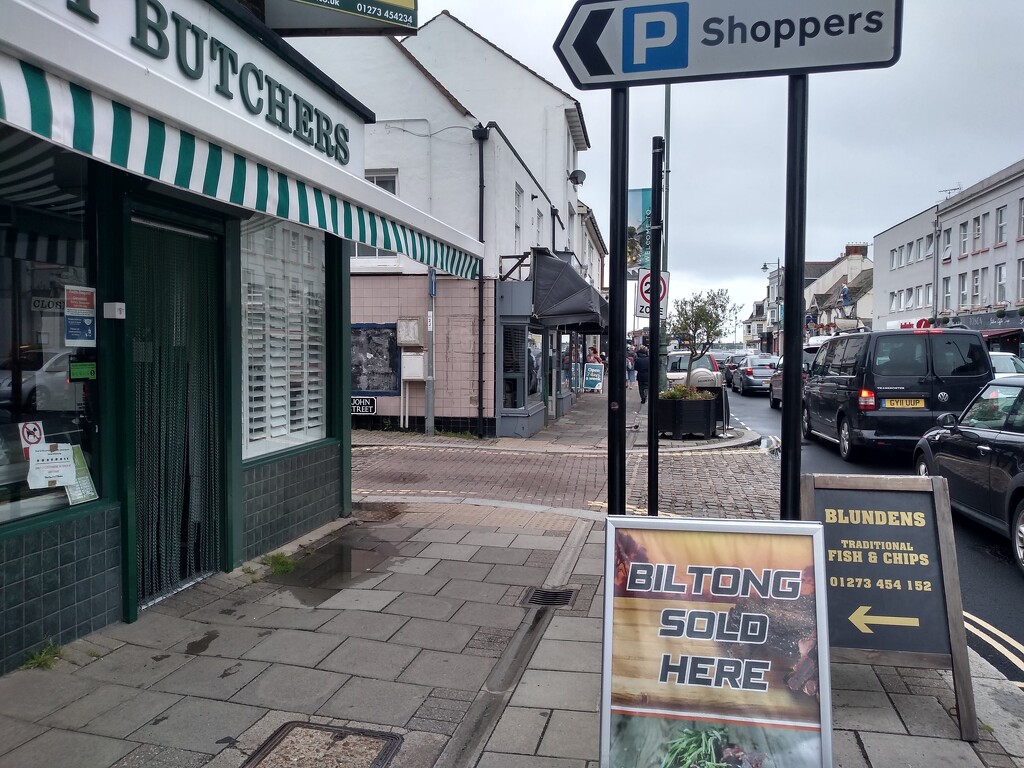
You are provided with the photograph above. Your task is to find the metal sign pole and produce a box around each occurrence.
[781,75,808,520]
[608,87,629,516]
[647,136,664,516]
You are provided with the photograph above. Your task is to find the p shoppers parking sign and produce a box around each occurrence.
[556,0,903,89]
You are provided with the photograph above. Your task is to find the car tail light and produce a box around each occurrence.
[745,368,753,376]
[858,389,876,410]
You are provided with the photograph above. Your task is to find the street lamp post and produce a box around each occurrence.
[762,259,782,354]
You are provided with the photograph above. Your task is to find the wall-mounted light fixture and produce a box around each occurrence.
[568,169,586,186]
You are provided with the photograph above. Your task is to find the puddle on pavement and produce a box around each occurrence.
[265,531,400,594]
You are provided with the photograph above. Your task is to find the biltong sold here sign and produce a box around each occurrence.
[602,517,832,768]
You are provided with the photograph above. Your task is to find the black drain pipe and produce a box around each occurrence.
[472,123,490,438]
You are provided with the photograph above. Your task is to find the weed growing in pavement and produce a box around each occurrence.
[241,565,256,575]
[21,639,62,670]
[259,552,295,575]
[437,430,477,439]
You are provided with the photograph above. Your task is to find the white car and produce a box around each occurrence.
[665,351,724,387]
[0,348,81,412]
[989,351,1024,379]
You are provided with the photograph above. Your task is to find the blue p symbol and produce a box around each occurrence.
[623,3,689,73]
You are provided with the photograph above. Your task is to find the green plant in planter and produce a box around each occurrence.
[940,316,950,325]
[1017,306,1024,317]
[658,384,715,401]
[996,308,1007,318]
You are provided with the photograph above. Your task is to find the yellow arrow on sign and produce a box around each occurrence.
[849,605,921,634]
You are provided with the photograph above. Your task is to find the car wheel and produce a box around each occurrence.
[914,453,930,476]
[838,417,859,462]
[802,405,813,440]
[739,381,748,396]
[25,388,37,412]
[1013,501,1024,577]
[769,388,780,409]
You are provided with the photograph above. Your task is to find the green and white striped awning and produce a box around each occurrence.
[0,53,480,280]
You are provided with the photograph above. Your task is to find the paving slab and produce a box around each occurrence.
[376,572,449,595]
[0,728,137,768]
[510,534,565,551]
[410,528,469,543]
[484,564,549,587]
[237,606,339,631]
[397,650,496,691]
[127,696,265,754]
[436,578,510,604]
[831,689,907,733]
[384,594,464,621]
[459,532,518,548]
[470,546,532,566]
[389,618,479,653]
[318,637,420,680]
[180,599,279,625]
[449,602,526,631]
[315,609,408,640]
[860,731,986,767]
[484,707,548,758]
[316,588,400,611]
[529,639,601,673]
[538,710,600,760]
[151,656,268,700]
[509,670,601,711]
[0,669,100,720]
[0,713,46,755]
[417,542,481,561]
[229,663,349,713]
[169,625,273,658]
[831,663,885,692]
[79,690,183,738]
[39,683,154,729]
[97,614,206,651]
[545,616,603,643]
[427,560,495,581]
[73,645,191,688]
[476,753,587,768]
[317,677,431,726]
[256,586,340,608]
[372,556,441,575]
[891,692,963,738]
[111,743,211,768]
[240,628,342,666]
[387,728,448,768]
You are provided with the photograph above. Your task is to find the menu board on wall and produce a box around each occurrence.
[352,324,401,394]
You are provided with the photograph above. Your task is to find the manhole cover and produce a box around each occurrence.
[241,722,402,768]
[519,587,578,609]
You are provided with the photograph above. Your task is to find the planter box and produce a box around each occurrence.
[657,396,715,440]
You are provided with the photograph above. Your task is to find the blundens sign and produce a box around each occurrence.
[556,0,903,90]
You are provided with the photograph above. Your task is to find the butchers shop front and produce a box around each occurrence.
[0,0,480,671]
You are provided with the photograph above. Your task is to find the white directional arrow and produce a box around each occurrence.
[554,0,903,91]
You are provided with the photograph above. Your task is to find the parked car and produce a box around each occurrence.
[769,338,830,409]
[722,353,749,387]
[0,347,81,413]
[914,377,1024,574]
[666,351,723,387]
[990,351,1024,379]
[732,354,779,396]
[802,328,993,462]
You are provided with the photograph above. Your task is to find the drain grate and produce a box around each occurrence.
[240,722,402,768]
[519,587,577,609]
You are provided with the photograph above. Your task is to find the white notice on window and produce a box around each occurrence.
[27,444,76,489]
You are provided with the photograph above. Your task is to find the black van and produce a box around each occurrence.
[801,328,993,461]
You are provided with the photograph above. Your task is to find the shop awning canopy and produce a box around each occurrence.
[531,249,608,332]
[0,54,480,280]
[981,328,1022,340]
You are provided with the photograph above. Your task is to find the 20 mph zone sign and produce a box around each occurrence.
[635,269,669,318]
[555,0,903,90]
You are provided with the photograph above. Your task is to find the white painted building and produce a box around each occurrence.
[874,158,1024,351]
[294,13,606,437]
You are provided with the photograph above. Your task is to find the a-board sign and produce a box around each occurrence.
[800,474,977,741]
[603,516,832,768]
[583,362,605,390]
[351,396,376,415]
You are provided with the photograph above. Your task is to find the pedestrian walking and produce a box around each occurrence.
[586,346,602,363]
[626,345,636,389]
[634,346,650,404]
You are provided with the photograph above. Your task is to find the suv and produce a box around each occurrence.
[666,351,723,387]
[802,328,993,461]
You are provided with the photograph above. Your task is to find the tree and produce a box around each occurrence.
[667,289,742,381]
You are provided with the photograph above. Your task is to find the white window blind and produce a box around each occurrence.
[242,216,326,459]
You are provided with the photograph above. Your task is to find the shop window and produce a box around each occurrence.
[241,216,326,459]
[0,128,98,522]
[503,325,527,408]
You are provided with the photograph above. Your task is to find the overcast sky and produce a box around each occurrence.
[414,0,1024,336]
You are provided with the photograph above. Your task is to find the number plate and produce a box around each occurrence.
[884,398,925,409]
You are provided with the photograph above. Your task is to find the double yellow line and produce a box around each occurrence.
[964,611,1024,690]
